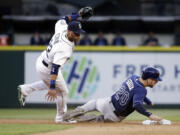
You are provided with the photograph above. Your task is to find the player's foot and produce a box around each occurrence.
[76,113,97,122]
[55,116,63,123]
[55,116,77,124]
[56,119,77,124]
[63,107,85,121]
[17,86,26,107]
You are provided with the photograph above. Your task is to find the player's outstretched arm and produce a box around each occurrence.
[144,97,153,105]
[66,7,93,22]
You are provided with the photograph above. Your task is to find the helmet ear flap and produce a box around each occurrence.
[142,71,147,80]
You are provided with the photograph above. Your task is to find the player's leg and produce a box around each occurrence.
[72,97,122,122]
[18,80,49,107]
[96,97,122,122]
[80,99,97,112]
[63,99,97,121]
[75,113,98,122]
[18,80,49,96]
[18,56,50,107]
[64,100,106,123]
[55,71,69,123]
[55,90,68,123]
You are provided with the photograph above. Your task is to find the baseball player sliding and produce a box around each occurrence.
[63,67,171,125]
[17,7,93,123]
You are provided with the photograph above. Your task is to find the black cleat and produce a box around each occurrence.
[17,86,26,107]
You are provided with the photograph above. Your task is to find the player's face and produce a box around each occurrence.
[68,31,80,42]
[73,32,81,42]
[147,79,158,88]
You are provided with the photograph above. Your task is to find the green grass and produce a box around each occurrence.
[0,124,71,135]
[0,109,73,135]
[0,108,56,120]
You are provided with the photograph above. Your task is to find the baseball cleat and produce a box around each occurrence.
[63,107,85,121]
[55,116,77,124]
[76,113,97,122]
[17,86,26,107]
[56,120,77,124]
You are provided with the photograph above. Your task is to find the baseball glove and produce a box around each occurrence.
[79,7,93,20]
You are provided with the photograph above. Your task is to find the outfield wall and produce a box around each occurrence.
[0,46,180,107]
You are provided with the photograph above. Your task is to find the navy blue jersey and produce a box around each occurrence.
[111,75,152,117]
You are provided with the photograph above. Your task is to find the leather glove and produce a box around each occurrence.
[79,7,93,20]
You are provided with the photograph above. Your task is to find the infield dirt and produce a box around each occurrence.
[1,119,180,135]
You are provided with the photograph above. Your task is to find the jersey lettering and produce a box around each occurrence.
[46,39,53,58]
[54,33,60,44]
[46,33,60,58]
[126,79,134,91]
[47,44,52,53]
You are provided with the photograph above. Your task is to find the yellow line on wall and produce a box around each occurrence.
[0,46,46,51]
[0,46,180,52]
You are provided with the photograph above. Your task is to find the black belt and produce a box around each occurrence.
[42,60,48,67]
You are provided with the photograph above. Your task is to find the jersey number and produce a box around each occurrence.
[114,86,129,106]
[46,33,60,57]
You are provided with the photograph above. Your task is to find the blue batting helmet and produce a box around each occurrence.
[141,67,162,81]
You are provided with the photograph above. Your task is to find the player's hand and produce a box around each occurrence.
[149,114,162,122]
[79,7,93,20]
[46,90,57,102]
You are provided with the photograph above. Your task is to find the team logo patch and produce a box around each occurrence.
[63,56,100,100]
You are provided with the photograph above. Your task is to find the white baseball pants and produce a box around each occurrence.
[80,97,125,122]
[20,55,68,118]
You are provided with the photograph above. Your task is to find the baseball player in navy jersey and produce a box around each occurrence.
[63,67,171,124]
[17,7,93,123]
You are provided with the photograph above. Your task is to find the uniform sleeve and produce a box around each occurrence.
[55,19,68,33]
[133,88,146,106]
[144,97,152,105]
[133,88,152,117]
[53,52,70,66]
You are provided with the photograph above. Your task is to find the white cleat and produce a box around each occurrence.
[55,116,77,124]
[62,120,77,124]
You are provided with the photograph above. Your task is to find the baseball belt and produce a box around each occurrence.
[42,60,48,67]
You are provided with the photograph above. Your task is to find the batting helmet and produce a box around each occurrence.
[141,67,162,81]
